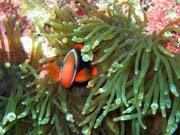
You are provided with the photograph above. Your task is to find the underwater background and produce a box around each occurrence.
[0,0,180,135]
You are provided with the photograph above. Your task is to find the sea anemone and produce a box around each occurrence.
[0,15,27,64]
[39,0,180,134]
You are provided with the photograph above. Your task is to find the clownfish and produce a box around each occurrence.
[40,62,61,83]
[42,44,97,88]
[60,43,97,88]
[60,48,80,88]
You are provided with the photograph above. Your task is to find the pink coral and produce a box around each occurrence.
[146,0,180,34]
[145,0,180,52]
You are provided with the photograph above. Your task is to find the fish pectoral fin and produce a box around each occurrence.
[74,68,91,83]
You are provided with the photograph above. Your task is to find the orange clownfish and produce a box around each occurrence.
[60,48,79,88]
[60,44,97,88]
[42,44,97,88]
[40,62,61,84]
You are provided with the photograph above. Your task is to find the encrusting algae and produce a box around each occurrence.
[0,0,180,135]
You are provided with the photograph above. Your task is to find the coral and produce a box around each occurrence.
[0,1,18,17]
[0,1,29,33]
[145,0,180,53]
[146,0,180,34]
[0,0,180,135]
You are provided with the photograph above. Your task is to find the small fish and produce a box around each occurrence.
[60,48,79,88]
[42,44,98,88]
[60,43,97,88]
